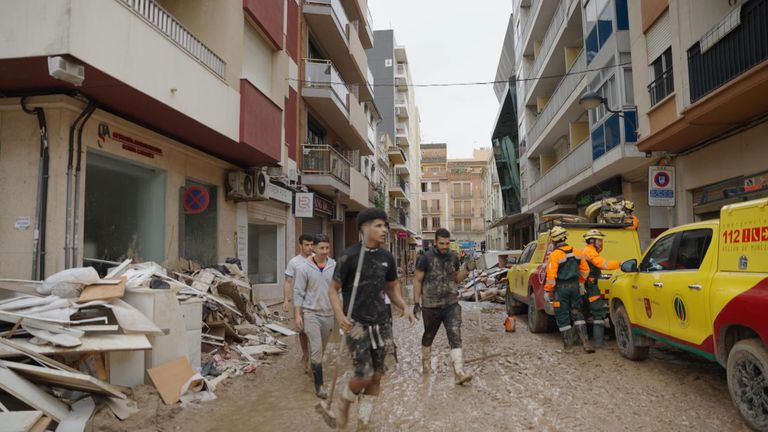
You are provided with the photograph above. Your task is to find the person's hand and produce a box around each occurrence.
[413,303,422,320]
[282,300,290,313]
[337,315,354,333]
[402,309,416,326]
[543,291,553,303]
[579,284,587,296]
[294,313,304,332]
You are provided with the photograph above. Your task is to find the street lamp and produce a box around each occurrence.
[579,91,640,148]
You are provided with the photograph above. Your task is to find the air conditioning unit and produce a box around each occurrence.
[47,56,85,86]
[266,166,283,177]
[226,171,255,201]
[331,202,345,223]
[252,169,270,200]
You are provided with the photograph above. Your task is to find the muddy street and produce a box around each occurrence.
[113,303,749,432]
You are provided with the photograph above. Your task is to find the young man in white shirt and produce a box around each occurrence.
[283,234,314,371]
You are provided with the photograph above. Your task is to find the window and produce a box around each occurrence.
[463,219,472,231]
[432,199,440,211]
[648,48,674,106]
[640,233,677,272]
[248,224,278,284]
[422,217,428,230]
[421,199,428,211]
[421,182,428,192]
[431,182,440,192]
[674,229,712,270]
[307,115,326,144]
[432,217,441,229]
[584,0,614,63]
[519,242,537,264]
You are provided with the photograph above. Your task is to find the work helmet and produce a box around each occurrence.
[583,229,605,241]
[550,226,568,242]
[623,200,635,211]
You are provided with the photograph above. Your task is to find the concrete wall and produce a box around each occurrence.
[0,96,239,279]
[368,30,395,141]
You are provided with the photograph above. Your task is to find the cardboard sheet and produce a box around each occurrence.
[147,356,196,405]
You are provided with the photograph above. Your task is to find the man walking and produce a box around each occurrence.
[328,208,415,429]
[543,226,592,353]
[582,229,620,348]
[283,234,314,370]
[293,234,336,399]
[412,228,473,385]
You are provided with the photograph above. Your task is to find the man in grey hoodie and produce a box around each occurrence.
[293,234,336,399]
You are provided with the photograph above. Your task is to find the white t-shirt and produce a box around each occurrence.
[285,254,310,279]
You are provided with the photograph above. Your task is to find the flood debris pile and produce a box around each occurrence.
[0,258,292,431]
[457,266,509,304]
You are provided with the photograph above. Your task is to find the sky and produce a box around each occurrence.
[368,0,512,159]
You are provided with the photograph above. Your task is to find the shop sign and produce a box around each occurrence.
[267,183,293,205]
[649,166,675,207]
[397,231,408,239]
[744,173,768,193]
[112,130,163,159]
[295,193,314,218]
[314,194,334,217]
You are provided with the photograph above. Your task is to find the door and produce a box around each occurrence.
[512,242,537,299]
[662,228,715,347]
[634,232,679,335]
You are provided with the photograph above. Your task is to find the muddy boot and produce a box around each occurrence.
[450,348,473,385]
[421,346,431,374]
[576,324,595,353]
[561,329,574,353]
[593,323,605,348]
[357,394,377,428]
[312,363,327,399]
[336,384,357,429]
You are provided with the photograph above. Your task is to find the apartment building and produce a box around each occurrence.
[482,149,507,251]
[368,30,423,268]
[628,0,768,226]
[298,0,377,254]
[0,0,301,299]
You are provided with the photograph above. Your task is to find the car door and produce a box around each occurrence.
[511,242,536,300]
[661,228,715,348]
[634,232,679,335]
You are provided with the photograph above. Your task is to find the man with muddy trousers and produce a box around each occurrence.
[328,208,416,429]
[413,228,474,385]
[283,234,314,371]
[544,226,593,353]
[293,234,336,399]
[582,229,620,348]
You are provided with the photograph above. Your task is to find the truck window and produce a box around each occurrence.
[674,229,713,270]
[640,233,678,272]
[519,242,536,264]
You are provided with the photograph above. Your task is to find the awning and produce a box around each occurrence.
[489,212,532,229]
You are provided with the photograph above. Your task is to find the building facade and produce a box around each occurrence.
[482,149,507,251]
[0,0,305,300]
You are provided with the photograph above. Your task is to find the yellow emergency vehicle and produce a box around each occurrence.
[609,198,768,430]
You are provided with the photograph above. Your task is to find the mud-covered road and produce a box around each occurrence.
[110,303,750,431]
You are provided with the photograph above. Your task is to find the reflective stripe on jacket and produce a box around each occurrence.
[544,246,589,292]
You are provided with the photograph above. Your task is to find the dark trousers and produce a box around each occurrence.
[421,303,463,349]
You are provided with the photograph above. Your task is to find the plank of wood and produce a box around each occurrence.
[0,334,152,358]
[0,279,43,296]
[239,344,286,356]
[104,259,132,279]
[0,337,80,372]
[22,326,82,348]
[147,356,196,405]
[0,367,70,422]
[104,299,163,335]
[70,325,119,333]
[55,397,95,432]
[0,411,43,431]
[265,323,297,336]
[0,360,126,399]
[28,415,52,432]
[78,277,126,303]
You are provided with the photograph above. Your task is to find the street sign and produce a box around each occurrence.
[649,166,675,207]
[295,192,314,218]
[183,185,210,214]
[397,231,408,239]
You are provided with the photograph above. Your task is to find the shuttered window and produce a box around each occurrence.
[646,11,671,62]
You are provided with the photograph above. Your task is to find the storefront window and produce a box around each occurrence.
[248,224,278,284]
[181,180,218,266]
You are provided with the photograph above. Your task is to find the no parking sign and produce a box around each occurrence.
[649,166,675,207]
[183,185,210,214]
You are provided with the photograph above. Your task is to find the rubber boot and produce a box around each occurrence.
[421,346,431,374]
[561,329,574,353]
[311,363,327,399]
[593,323,605,348]
[336,384,357,429]
[576,324,595,353]
[450,348,473,385]
[357,394,377,428]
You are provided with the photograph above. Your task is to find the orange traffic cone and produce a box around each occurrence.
[504,316,516,332]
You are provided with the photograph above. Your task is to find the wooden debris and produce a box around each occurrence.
[147,356,197,405]
[265,323,297,336]
[78,276,126,302]
[0,411,43,432]
[0,360,126,399]
[55,397,95,432]
[0,367,70,422]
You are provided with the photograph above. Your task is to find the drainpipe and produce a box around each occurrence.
[72,102,97,268]
[64,102,93,269]
[21,98,50,280]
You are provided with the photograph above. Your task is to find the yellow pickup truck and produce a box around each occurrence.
[609,198,768,430]
[506,223,641,333]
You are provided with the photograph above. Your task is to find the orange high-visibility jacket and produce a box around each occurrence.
[583,244,620,273]
[544,246,589,292]
[624,215,639,231]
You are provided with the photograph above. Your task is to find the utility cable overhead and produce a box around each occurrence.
[289,62,632,87]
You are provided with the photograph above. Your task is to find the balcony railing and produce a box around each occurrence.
[529,0,577,91]
[421,206,441,214]
[396,63,407,76]
[451,191,474,198]
[390,175,410,195]
[119,0,226,78]
[306,0,350,37]
[304,59,350,109]
[302,144,351,185]
[687,0,768,103]
[529,138,591,204]
[526,49,585,155]
[453,210,474,217]
[648,68,674,106]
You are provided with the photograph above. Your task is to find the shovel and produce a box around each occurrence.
[316,228,368,428]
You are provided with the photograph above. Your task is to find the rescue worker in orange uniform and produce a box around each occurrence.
[582,229,620,348]
[623,200,639,230]
[543,226,593,353]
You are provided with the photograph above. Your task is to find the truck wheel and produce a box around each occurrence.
[727,339,768,431]
[527,292,549,333]
[613,304,649,361]
[505,289,525,316]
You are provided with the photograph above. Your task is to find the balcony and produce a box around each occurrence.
[395,96,410,119]
[388,208,409,228]
[453,210,475,217]
[389,175,410,199]
[304,0,372,101]
[451,191,474,199]
[395,124,411,148]
[395,63,408,90]
[421,206,441,215]
[340,0,374,49]
[640,0,768,153]
[302,59,371,155]
[388,145,407,165]
[529,139,591,204]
